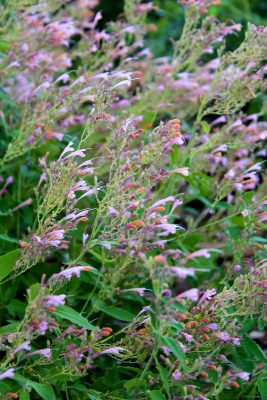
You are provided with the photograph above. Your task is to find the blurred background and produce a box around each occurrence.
[98,0,267,56]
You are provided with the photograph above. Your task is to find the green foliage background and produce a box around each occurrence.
[99,0,267,57]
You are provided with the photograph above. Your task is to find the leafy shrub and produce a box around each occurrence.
[0,0,266,399]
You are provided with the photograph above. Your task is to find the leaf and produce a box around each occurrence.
[14,375,55,400]
[30,382,56,400]
[0,234,18,244]
[19,389,30,400]
[148,390,166,400]
[53,306,94,330]
[0,323,19,334]
[258,378,267,400]
[155,358,170,399]
[0,249,19,282]
[27,283,40,302]
[96,303,134,322]
[161,336,187,371]
[241,335,267,363]
[201,120,211,134]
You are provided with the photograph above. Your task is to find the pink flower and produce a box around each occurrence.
[108,206,119,216]
[197,288,216,306]
[232,372,250,381]
[171,168,189,176]
[176,288,199,301]
[169,267,195,279]
[156,223,179,236]
[212,332,240,345]
[97,347,126,357]
[172,369,182,381]
[206,323,217,331]
[181,332,193,343]
[120,288,149,296]
[178,341,188,353]
[160,346,172,355]
[149,196,175,210]
[43,294,66,307]
[51,266,91,281]
[187,249,211,259]
[0,368,15,381]
[37,321,49,334]
[14,341,31,354]
[233,265,242,271]
[28,348,51,359]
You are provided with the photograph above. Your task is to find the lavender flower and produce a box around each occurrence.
[97,347,126,357]
[43,295,66,307]
[0,368,15,381]
[28,348,51,359]
[14,341,31,354]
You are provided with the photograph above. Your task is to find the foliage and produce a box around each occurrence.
[0,0,266,399]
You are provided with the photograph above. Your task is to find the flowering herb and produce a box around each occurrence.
[0,0,266,399]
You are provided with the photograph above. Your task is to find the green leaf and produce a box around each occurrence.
[30,382,56,400]
[161,336,187,371]
[241,335,267,363]
[155,358,170,399]
[148,390,165,400]
[0,323,19,334]
[15,375,55,400]
[201,120,211,134]
[53,306,95,330]
[19,389,30,400]
[0,249,19,282]
[0,234,18,244]
[96,303,134,322]
[27,283,40,302]
[258,378,267,400]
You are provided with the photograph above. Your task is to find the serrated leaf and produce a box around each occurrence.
[0,249,19,282]
[53,306,94,330]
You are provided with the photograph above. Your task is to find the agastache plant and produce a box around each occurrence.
[0,0,266,399]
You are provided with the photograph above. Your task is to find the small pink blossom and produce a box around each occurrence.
[232,372,250,381]
[197,288,216,306]
[187,249,211,259]
[51,266,91,281]
[169,267,195,279]
[206,323,217,331]
[181,332,194,343]
[14,341,31,354]
[172,369,182,381]
[28,348,51,359]
[120,288,149,296]
[171,167,189,176]
[0,368,15,381]
[98,347,126,357]
[43,294,66,307]
[160,346,172,355]
[176,288,199,302]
